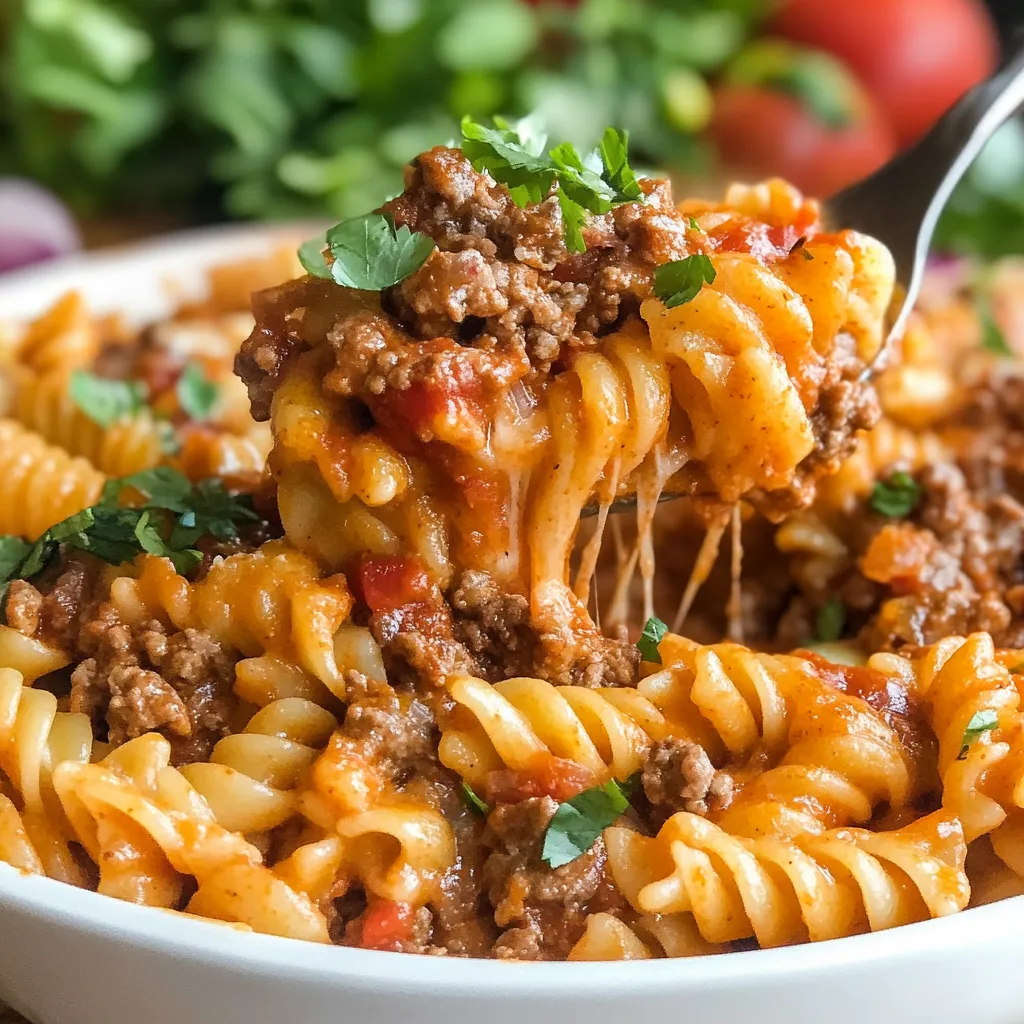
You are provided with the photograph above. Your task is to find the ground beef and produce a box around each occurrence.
[533,615,641,688]
[482,796,627,960]
[69,605,238,764]
[4,559,95,649]
[450,570,536,681]
[641,738,734,815]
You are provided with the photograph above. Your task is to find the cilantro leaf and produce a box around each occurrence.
[459,782,491,818]
[981,305,1013,357]
[69,370,147,428]
[814,598,846,643]
[869,471,921,518]
[323,213,435,291]
[558,190,589,254]
[957,709,999,760]
[653,255,716,308]
[0,469,259,589]
[297,234,332,279]
[598,127,642,203]
[176,363,220,422]
[541,779,630,869]
[637,615,668,663]
[102,466,195,512]
[186,478,260,541]
[461,115,554,206]
[460,118,643,251]
[0,537,32,586]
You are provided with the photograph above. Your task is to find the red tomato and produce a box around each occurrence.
[360,901,415,951]
[772,0,998,145]
[710,83,896,198]
[354,554,431,613]
[483,757,597,805]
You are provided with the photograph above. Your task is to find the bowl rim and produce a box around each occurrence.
[4,860,1023,992]
[3,225,1024,992]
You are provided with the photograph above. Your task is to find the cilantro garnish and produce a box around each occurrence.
[459,782,491,818]
[460,117,643,253]
[541,779,630,869]
[637,615,668,663]
[598,127,643,204]
[653,254,716,308]
[298,213,435,290]
[980,304,1013,357]
[957,709,999,760]
[176,363,220,422]
[869,471,921,518]
[69,370,147,428]
[814,598,846,643]
[0,468,262,598]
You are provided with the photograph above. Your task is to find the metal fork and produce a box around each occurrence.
[588,43,1024,519]
[831,39,1024,352]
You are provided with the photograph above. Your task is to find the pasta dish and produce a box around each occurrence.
[0,119,1021,961]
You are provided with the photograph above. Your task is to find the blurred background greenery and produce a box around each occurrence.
[0,0,1020,257]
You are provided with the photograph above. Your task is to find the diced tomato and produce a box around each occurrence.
[359,900,416,951]
[370,342,488,445]
[353,554,432,613]
[483,757,598,805]
[798,649,918,719]
[771,0,998,145]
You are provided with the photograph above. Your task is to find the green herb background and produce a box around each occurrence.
[0,0,765,221]
[0,0,1019,255]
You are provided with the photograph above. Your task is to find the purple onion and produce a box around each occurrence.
[0,179,81,273]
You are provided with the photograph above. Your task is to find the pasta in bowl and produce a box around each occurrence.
[0,125,1022,1024]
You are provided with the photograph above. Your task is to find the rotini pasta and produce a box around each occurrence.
[2,137,1015,966]
[107,541,353,698]
[605,809,968,947]
[0,419,105,538]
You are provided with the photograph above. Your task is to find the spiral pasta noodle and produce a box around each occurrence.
[15,292,101,374]
[0,419,106,538]
[299,709,456,906]
[605,809,969,947]
[180,698,338,834]
[13,367,166,477]
[52,733,330,941]
[107,541,353,698]
[875,634,1024,873]
[0,668,93,884]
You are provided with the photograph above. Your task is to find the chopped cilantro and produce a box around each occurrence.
[297,235,332,279]
[981,305,1014,357]
[687,215,701,231]
[176,363,220,422]
[541,779,631,869]
[460,117,642,253]
[459,782,491,818]
[298,213,435,290]
[869,471,921,518]
[0,469,262,590]
[814,598,846,643]
[653,254,716,308]
[598,127,643,203]
[325,212,436,290]
[69,370,147,428]
[637,615,668,663]
[957,709,999,760]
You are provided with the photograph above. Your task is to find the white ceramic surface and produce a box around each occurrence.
[1,230,1023,1024]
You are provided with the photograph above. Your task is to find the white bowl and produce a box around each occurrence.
[2,229,1024,1024]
